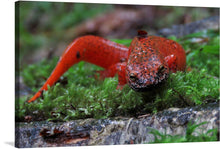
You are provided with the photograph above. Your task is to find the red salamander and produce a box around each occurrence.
[28,30,186,103]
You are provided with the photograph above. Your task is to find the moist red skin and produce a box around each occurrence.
[28,31,186,103]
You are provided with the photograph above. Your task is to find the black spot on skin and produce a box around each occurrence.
[137,30,148,40]
[138,30,148,36]
[76,51,80,59]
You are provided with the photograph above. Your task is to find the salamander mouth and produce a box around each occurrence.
[128,74,169,92]
[129,80,167,92]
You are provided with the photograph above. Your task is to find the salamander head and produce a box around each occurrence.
[126,36,169,92]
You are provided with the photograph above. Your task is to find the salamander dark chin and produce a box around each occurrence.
[129,75,169,92]
[128,72,169,92]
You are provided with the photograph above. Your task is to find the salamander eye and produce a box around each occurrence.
[129,73,137,81]
[158,65,165,73]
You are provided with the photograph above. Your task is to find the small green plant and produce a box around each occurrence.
[21,58,59,91]
[149,121,218,143]
[181,30,219,77]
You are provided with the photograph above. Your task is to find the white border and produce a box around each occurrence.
[12,0,220,7]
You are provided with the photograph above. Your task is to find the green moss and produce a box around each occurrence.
[16,29,219,121]
[154,70,218,110]
[17,61,144,121]
[149,121,218,143]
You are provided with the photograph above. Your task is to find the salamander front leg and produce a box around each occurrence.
[95,62,127,90]
[165,54,177,73]
[116,62,127,90]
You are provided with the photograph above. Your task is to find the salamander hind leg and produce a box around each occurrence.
[116,62,127,90]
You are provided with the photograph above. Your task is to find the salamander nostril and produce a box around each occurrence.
[138,79,144,85]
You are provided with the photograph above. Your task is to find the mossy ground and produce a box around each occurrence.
[16,29,219,122]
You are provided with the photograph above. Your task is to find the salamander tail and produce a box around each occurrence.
[27,91,42,103]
